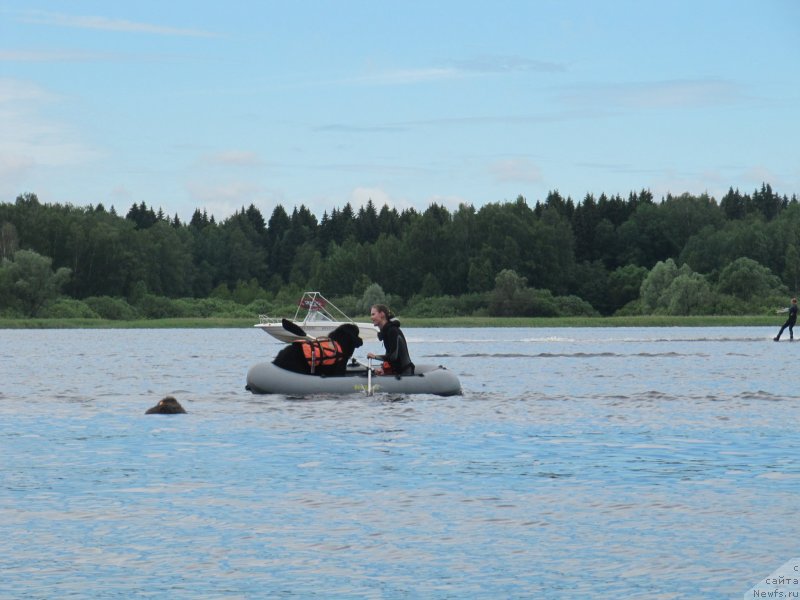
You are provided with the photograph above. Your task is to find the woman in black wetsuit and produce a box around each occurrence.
[774,297,798,341]
[367,304,415,375]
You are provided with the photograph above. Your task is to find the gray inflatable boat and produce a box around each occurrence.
[246,361,462,397]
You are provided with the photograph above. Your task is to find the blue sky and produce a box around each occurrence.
[1,1,798,222]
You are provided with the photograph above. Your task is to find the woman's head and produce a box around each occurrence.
[370,304,393,326]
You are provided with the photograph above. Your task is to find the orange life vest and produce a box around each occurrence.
[299,338,344,373]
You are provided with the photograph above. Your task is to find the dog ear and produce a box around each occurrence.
[348,324,363,348]
[336,324,362,348]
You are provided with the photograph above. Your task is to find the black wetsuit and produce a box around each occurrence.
[377,318,415,375]
[775,303,798,341]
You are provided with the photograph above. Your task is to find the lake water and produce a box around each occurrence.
[1,326,798,599]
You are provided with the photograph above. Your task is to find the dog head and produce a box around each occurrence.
[328,323,363,354]
[145,395,187,414]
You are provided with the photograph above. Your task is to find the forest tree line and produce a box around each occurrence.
[0,183,798,320]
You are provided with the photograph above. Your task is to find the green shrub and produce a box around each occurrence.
[331,294,360,318]
[232,278,267,305]
[220,303,258,318]
[84,296,138,320]
[489,287,560,317]
[209,284,231,300]
[556,295,599,317]
[38,298,100,319]
[0,291,23,317]
[614,299,643,316]
[172,297,235,317]
[406,295,458,318]
[246,298,277,315]
[137,294,183,319]
[452,292,489,316]
[522,288,560,317]
[710,293,750,315]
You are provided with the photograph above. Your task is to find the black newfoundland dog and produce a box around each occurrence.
[145,396,187,414]
[272,323,363,376]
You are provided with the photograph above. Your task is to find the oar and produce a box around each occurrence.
[282,318,312,339]
[367,357,373,396]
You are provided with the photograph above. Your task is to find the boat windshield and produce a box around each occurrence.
[293,292,351,325]
[304,310,332,323]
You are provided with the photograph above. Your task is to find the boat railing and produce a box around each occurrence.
[257,315,281,325]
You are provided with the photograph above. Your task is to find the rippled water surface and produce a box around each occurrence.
[1,326,798,598]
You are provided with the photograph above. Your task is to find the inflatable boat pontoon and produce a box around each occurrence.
[246,361,462,397]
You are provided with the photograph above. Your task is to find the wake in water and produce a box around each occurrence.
[426,351,710,358]
[414,334,773,344]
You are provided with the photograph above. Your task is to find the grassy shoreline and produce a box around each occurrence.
[0,315,780,329]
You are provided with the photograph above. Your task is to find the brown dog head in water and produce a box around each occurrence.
[145,396,187,414]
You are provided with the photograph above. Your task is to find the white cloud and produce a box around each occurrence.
[742,165,785,189]
[648,169,725,201]
[0,153,35,199]
[559,79,743,110]
[201,150,263,167]
[452,55,565,74]
[343,68,461,86]
[0,50,115,62]
[109,185,133,205]
[341,54,564,87]
[17,10,219,37]
[0,78,100,199]
[0,78,49,103]
[644,165,798,202]
[180,154,269,219]
[425,193,471,211]
[489,158,543,184]
[185,180,268,220]
[350,186,393,208]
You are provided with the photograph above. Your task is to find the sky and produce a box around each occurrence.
[1,1,799,223]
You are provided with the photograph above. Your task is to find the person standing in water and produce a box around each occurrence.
[367,304,415,375]
[774,297,798,341]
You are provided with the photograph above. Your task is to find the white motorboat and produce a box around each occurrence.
[255,291,378,343]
